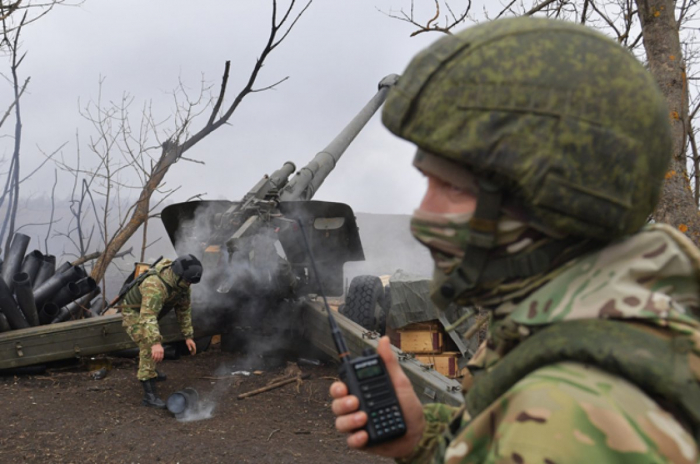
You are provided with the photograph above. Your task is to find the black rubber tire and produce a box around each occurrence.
[340,275,384,331]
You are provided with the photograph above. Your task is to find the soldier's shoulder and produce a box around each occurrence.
[140,274,167,292]
[492,362,698,463]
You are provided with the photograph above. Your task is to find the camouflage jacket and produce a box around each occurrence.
[121,259,194,346]
[400,224,700,463]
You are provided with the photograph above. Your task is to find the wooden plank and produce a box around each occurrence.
[299,300,463,407]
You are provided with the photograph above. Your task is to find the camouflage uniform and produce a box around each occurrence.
[120,259,194,381]
[378,16,700,464]
[399,225,700,463]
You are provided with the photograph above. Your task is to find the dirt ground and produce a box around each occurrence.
[0,343,391,464]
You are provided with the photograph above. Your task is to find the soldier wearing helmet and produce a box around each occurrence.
[121,254,203,408]
[331,17,700,462]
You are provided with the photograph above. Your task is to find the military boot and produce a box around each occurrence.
[140,379,166,408]
[155,370,167,382]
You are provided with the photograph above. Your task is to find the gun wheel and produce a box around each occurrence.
[340,275,386,334]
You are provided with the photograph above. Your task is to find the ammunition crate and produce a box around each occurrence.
[394,321,444,354]
[415,352,466,379]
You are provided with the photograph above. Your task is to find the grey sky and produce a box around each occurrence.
[13,1,475,216]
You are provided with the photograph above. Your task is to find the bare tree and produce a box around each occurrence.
[634,0,700,241]
[0,0,78,256]
[75,0,313,284]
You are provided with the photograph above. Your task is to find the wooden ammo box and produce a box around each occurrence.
[393,321,444,354]
[415,352,466,379]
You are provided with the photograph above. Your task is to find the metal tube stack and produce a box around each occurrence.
[0,233,101,333]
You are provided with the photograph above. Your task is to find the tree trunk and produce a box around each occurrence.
[636,0,700,244]
[89,146,177,283]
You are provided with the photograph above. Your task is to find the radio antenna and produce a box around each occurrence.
[296,219,350,362]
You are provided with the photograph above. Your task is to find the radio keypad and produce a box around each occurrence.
[367,400,405,437]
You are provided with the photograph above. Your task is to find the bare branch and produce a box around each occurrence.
[495,0,518,20]
[71,246,133,267]
[379,0,471,36]
[19,142,65,184]
[207,61,230,126]
[45,168,57,254]
[0,75,28,128]
[525,0,561,16]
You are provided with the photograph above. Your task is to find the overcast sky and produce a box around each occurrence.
[10,1,492,217]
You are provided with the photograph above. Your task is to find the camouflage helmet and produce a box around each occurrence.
[383,17,672,240]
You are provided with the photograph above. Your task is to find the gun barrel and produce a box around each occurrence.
[280,74,399,201]
[269,162,297,190]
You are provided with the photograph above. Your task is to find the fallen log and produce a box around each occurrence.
[237,373,310,400]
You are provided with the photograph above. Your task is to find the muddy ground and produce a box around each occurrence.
[0,343,391,464]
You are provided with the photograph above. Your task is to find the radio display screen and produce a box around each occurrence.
[356,364,382,380]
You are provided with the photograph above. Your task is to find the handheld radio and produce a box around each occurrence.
[296,220,407,446]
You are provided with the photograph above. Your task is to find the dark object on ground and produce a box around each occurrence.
[0,364,46,376]
[110,342,181,361]
[0,277,28,330]
[297,357,322,367]
[13,272,39,327]
[2,233,30,292]
[91,367,108,380]
[20,250,44,287]
[108,347,140,358]
[33,254,56,289]
[340,275,385,333]
[141,378,166,408]
[166,387,199,418]
[156,370,167,382]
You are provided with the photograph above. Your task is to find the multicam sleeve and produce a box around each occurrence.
[440,363,697,464]
[138,277,165,346]
[395,403,460,464]
[174,288,194,339]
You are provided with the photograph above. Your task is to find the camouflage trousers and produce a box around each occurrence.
[121,308,158,381]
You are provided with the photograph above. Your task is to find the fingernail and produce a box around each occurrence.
[354,412,363,424]
[345,398,354,408]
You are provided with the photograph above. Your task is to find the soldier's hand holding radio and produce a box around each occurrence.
[330,336,426,459]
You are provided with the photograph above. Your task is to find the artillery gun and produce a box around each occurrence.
[0,75,463,406]
[160,74,398,340]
